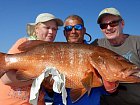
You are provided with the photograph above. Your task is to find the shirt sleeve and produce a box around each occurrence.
[90,39,99,45]
[8,38,28,54]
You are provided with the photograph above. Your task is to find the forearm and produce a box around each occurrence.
[1,71,33,87]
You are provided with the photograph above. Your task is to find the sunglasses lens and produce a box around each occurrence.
[100,24,107,29]
[109,21,119,27]
[64,24,83,31]
[64,26,73,31]
[74,24,83,30]
[100,19,122,29]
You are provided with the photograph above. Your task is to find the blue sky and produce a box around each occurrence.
[0,0,140,52]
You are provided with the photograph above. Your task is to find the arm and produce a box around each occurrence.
[1,38,33,87]
[1,71,33,87]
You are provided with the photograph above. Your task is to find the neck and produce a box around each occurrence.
[108,34,128,46]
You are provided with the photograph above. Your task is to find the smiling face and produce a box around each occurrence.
[99,14,124,40]
[35,20,58,42]
[64,16,86,43]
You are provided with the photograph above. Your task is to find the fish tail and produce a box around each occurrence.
[0,52,7,78]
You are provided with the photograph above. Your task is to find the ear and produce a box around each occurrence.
[63,30,67,37]
[83,27,86,35]
[121,20,125,28]
[84,27,86,33]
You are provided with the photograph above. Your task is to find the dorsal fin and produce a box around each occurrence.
[18,40,48,52]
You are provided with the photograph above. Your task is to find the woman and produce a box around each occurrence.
[0,13,63,105]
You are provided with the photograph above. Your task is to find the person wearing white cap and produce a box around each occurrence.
[0,13,63,105]
[92,7,140,105]
[27,13,63,41]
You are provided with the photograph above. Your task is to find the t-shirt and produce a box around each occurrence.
[53,87,107,105]
[0,37,46,105]
[91,35,140,105]
[0,38,32,105]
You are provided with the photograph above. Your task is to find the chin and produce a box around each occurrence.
[45,39,54,42]
[106,35,117,40]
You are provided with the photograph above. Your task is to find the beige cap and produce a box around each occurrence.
[97,7,122,24]
[27,13,63,36]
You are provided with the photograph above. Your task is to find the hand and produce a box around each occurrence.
[103,79,119,93]
[42,75,54,92]
[38,89,46,105]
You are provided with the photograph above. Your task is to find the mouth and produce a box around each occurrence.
[70,36,78,39]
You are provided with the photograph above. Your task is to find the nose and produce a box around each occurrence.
[106,24,112,30]
[48,28,53,33]
[71,27,76,33]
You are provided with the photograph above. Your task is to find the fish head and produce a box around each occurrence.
[90,46,140,83]
[103,54,140,83]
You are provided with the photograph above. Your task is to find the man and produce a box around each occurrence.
[92,7,140,105]
[63,15,88,43]
[0,13,63,105]
[53,15,116,105]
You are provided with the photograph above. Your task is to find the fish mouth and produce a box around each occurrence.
[129,69,140,78]
[120,68,140,83]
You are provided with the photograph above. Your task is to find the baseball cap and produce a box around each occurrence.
[27,13,63,36]
[97,7,122,24]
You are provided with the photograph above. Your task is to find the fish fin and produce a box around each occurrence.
[81,71,93,92]
[0,52,8,78]
[0,71,7,78]
[70,88,87,103]
[18,40,47,52]
[16,70,36,81]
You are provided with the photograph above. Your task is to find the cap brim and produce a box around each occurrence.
[53,18,63,26]
[97,14,108,24]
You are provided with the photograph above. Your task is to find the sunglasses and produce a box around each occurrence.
[99,19,122,29]
[64,24,83,31]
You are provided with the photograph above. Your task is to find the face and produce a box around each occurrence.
[35,20,58,42]
[99,15,124,40]
[64,19,86,43]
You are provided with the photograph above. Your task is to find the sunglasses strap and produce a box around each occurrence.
[85,33,92,42]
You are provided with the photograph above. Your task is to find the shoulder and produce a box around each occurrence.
[126,35,140,44]
[8,37,28,54]
[91,38,106,45]
[128,35,140,40]
[16,37,28,43]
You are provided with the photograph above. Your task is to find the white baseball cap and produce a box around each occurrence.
[27,13,63,36]
[97,7,122,24]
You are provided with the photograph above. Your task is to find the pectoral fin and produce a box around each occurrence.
[16,70,36,81]
[70,88,87,103]
[0,70,8,78]
[70,71,93,103]
[81,71,93,95]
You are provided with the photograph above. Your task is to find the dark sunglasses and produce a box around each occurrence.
[99,19,122,29]
[64,24,83,31]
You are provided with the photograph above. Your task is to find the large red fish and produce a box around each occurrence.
[0,40,140,102]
